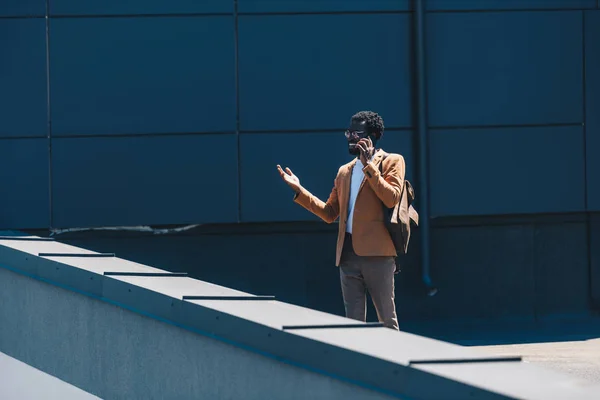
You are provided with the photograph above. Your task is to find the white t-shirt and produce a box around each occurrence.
[346,159,366,234]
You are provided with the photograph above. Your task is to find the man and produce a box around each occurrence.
[277,111,405,330]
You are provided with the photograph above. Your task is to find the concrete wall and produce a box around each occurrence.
[0,266,398,400]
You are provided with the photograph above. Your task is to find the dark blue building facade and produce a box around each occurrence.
[2,0,600,324]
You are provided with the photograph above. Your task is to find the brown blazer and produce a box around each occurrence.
[294,149,406,266]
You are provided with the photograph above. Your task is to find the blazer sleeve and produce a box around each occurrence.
[293,180,340,224]
[362,154,405,209]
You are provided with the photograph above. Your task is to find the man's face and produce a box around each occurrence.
[346,120,369,155]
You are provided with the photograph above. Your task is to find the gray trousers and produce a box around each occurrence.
[339,234,399,331]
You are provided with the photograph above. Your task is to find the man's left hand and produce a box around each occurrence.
[357,137,375,166]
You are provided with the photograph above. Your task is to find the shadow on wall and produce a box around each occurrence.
[32,212,594,333]
[52,224,347,316]
[43,223,426,320]
[402,314,600,348]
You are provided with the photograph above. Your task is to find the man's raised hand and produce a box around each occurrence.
[277,165,301,193]
[357,137,374,166]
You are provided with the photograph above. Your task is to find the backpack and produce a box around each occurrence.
[379,153,419,273]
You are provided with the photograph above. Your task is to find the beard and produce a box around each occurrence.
[348,141,360,155]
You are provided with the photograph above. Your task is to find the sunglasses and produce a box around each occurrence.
[344,130,369,140]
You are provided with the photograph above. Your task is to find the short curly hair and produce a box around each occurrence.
[351,111,385,138]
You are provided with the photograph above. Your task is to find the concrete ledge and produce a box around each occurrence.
[1,234,599,399]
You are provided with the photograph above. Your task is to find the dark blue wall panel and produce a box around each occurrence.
[0,139,49,229]
[238,14,412,131]
[0,1,45,17]
[533,222,589,316]
[240,130,413,222]
[429,126,585,217]
[427,11,583,127]
[50,17,236,136]
[50,0,233,15]
[51,135,238,228]
[0,19,47,138]
[400,219,590,321]
[591,214,600,307]
[426,0,595,11]
[238,0,410,13]
[426,224,536,320]
[392,219,589,321]
[586,11,600,210]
